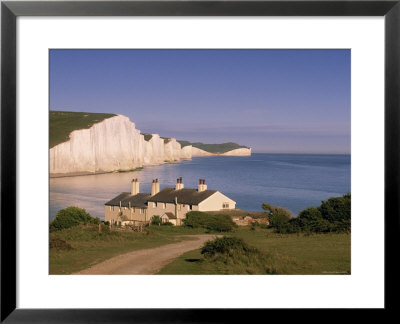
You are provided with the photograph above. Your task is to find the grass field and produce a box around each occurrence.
[157,227,351,275]
[49,224,208,274]
[50,111,116,148]
[50,223,350,275]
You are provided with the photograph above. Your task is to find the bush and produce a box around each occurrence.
[161,221,173,226]
[268,193,351,234]
[262,203,293,228]
[319,193,351,223]
[151,215,162,226]
[330,219,351,233]
[201,236,256,257]
[200,236,296,274]
[50,206,100,232]
[298,207,323,221]
[184,211,237,232]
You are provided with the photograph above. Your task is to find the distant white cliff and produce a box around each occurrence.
[50,115,251,176]
[190,147,251,157]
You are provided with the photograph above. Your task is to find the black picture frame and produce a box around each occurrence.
[1,0,399,322]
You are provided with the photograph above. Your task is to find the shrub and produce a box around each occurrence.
[151,215,162,226]
[262,203,293,228]
[50,206,100,232]
[330,219,351,233]
[319,193,351,223]
[274,218,302,234]
[200,236,296,274]
[184,211,237,232]
[298,207,323,221]
[161,221,173,226]
[269,193,351,234]
[201,236,256,257]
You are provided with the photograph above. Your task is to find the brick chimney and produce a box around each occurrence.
[198,179,207,192]
[175,177,184,190]
[131,178,139,195]
[202,179,207,191]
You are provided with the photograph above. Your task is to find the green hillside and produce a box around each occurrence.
[178,141,249,153]
[50,111,116,148]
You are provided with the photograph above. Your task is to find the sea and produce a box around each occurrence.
[49,153,351,220]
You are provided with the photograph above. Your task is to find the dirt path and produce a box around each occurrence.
[74,234,219,275]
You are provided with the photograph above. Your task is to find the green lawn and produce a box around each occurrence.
[157,227,351,275]
[50,111,116,148]
[49,224,206,274]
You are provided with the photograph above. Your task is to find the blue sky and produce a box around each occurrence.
[50,49,350,154]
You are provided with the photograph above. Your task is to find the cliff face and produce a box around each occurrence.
[50,115,251,175]
[50,115,186,175]
[220,148,251,156]
[191,147,251,157]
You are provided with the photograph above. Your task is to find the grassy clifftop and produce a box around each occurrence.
[50,111,116,148]
[178,141,249,153]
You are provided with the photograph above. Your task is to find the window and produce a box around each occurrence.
[140,208,144,214]
[163,203,166,209]
[110,206,114,211]
[189,205,192,210]
[223,203,229,209]
[153,202,156,208]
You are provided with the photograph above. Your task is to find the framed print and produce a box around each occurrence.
[1,0,399,322]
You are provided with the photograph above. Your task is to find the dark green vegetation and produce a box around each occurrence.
[142,133,153,141]
[115,167,143,173]
[50,111,116,148]
[148,216,176,226]
[178,141,249,153]
[262,203,293,227]
[183,211,237,232]
[50,207,101,232]
[141,133,171,144]
[199,236,293,274]
[158,228,350,275]
[207,209,266,218]
[266,194,351,234]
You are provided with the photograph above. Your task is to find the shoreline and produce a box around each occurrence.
[49,153,252,178]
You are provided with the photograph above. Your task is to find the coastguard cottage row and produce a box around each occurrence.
[105,178,236,226]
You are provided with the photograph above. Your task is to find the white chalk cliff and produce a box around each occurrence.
[190,147,251,157]
[50,115,251,175]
